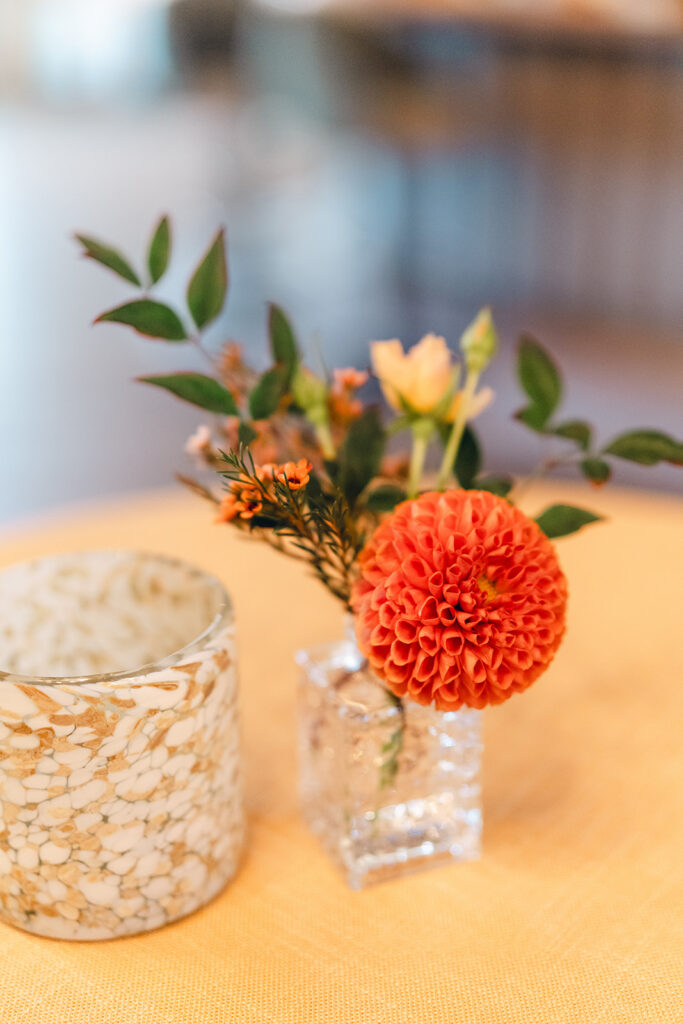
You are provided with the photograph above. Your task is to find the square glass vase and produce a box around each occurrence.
[297,632,482,889]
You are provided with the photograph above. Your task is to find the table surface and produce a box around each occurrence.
[1,484,681,1024]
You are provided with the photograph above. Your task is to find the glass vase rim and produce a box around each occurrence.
[294,642,402,718]
[295,640,483,725]
[0,549,233,688]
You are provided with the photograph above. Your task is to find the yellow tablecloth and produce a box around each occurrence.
[1,485,681,1024]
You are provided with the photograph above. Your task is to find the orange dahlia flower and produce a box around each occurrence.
[352,490,567,711]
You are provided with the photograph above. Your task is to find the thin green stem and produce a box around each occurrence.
[436,369,480,490]
[314,418,336,459]
[512,449,583,502]
[190,333,218,373]
[407,425,430,498]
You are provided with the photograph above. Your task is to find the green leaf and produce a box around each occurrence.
[554,419,592,451]
[269,304,299,385]
[535,504,604,539]
[323,458,339,485]
[454,426,481,489]
[238,422,258,446]
[517,335,562,429]
[187,229,228,330]
[337,407,385,506]
[366,484,407,512]
[249,366,288,420]
[304,471,325,502]
[139,373,238,415]
[580,457,611,485]
[75,234,140,286]
[96,299,187,341]
[515,406,548,431]
[476,474,513,498]
[147,215,171,284]
[603,429,683,466]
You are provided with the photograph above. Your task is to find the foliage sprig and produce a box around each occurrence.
[219,448,364,606]
[77,215,683,595]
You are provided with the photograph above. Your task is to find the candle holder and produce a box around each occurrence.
[0,550,244,940]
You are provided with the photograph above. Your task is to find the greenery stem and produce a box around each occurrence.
[513,449,583,502]
[378,692,405,790]
[436,370,480,490]
[314,418,336,460]
[407,423,431,498]
[190,333,218,372]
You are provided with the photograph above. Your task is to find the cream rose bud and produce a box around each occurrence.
[371,334,456,415]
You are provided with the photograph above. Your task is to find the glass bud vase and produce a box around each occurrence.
[0,551,244,940]
[297,623,482,889]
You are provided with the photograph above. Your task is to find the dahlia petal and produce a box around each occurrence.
[414,651,436,682]
[428,571,444,597]
[394,618,419,643]
[378,602,398,629]
[383,659,412,685]
[442,629,464,657]
[437,602,457,626]
[418,595,441,626]
[402,554,433,588]
[418,625,440,656]
[390,639,417,666]
[370,624,392,646]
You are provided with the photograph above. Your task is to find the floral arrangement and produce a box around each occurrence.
[76,220,682,717]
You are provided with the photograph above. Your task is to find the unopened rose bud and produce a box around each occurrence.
[292,367,328,420]
[460,308,498,374]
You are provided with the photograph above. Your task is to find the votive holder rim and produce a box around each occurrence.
[0,548,233,688]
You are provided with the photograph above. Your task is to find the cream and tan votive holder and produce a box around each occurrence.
[0,550,244,939]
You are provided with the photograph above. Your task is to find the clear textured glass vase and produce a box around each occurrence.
[0,551,244,939]
[297,624,482,889]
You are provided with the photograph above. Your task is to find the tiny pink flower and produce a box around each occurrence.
[185,425,212,456]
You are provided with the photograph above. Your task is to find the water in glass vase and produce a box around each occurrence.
[297,632,482,889]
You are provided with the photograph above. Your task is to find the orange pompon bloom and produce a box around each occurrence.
[352,490,568,711]
[275,459,313,491]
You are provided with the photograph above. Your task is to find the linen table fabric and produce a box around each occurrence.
[0,486,681,1024]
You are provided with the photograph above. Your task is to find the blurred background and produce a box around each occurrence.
[1,0,681,525]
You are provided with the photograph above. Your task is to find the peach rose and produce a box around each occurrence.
[371,334,492,422]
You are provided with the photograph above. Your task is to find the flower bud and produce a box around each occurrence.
[292,367,328,423]
[460,308,498,374]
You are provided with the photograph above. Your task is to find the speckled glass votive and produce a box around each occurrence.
[0,551,244,940]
